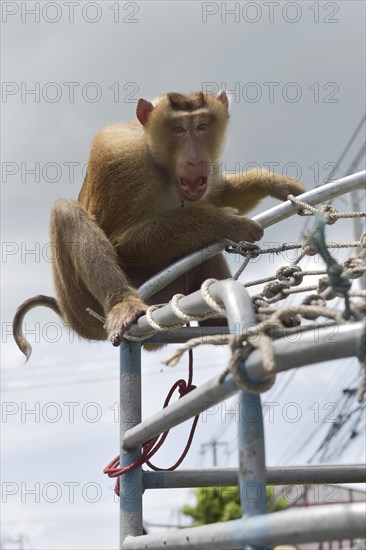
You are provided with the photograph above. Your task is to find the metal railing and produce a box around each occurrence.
[118,171,366,549]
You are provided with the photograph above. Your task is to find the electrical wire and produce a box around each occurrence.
[2,355,229,392]
[275,362,360,464]
[344,139,366,176]
[325,114,366,183]
[300,113,365,237]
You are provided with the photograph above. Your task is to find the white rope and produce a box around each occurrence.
[200,278,226,316]
[170,293,214,322]
[145,304,181,332]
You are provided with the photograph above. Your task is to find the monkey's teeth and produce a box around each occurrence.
[180,177,207,200]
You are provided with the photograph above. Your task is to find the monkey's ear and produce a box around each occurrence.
[217,91,229,112]
[136,98,155,126]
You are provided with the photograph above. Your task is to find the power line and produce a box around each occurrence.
[325,114,366,182]
[300,113,366,238]
[2,356,229,392]
[312,401,366,463]
[201,439,228,467]
[344,140,366,176]
[275,361,360,465]
[200,375,302,466]
[1,355,115,372]
[1,374,119,392]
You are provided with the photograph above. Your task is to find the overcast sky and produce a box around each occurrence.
[1,2,366,549]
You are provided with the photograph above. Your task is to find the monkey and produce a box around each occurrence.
[13,90,304,359]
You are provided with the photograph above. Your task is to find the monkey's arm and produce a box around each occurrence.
[113,205,263,267]
[210,169,304,214]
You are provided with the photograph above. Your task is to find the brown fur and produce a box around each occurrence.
[13,91,304,358]
[167,92,205,111]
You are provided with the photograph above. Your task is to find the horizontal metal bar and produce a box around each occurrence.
[255,169,366,228]
[147,326,231,343]
[139,170,366,300]
[139,241,230,300]
[143,463,366,489]
[122,502,366,549]
[122,322,363,450]
[127,279,235,340]
[145,323,340,344]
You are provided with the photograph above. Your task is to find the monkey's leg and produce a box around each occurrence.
[50,199,146,342]
[212,169,304,214]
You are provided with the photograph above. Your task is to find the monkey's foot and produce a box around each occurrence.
[106,297,147,346]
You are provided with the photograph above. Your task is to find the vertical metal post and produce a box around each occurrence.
[238,390,266,518]
[237,390,267,550]
[120,341,143,548]
[221,283,267,549]
[348,188,366,290]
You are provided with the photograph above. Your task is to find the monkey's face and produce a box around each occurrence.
[136,92,229,202]
[170,113,213,201]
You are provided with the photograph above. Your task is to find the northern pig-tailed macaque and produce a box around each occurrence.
[13,91,304,359]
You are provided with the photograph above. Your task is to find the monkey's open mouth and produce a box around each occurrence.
[179,176,207,201]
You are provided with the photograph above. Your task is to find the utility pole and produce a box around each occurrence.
[345,144,366,290]
[348,187,366,290]
[201,439,228,467]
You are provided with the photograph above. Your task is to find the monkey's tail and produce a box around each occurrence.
[13,295,61,361]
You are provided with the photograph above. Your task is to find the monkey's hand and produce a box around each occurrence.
[229,216,264,243]
[106,296,147,347]
[268,175,305,202]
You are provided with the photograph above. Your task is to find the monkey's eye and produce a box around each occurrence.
[196,121,209,132]
[172,124,186,135]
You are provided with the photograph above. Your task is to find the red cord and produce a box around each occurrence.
[104,274,199,496]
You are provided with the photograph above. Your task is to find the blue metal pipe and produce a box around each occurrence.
[120,341,143,546]
[238,392,266,520]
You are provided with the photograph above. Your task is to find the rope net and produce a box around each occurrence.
[160,197,366,401]
[102,192,366,493]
